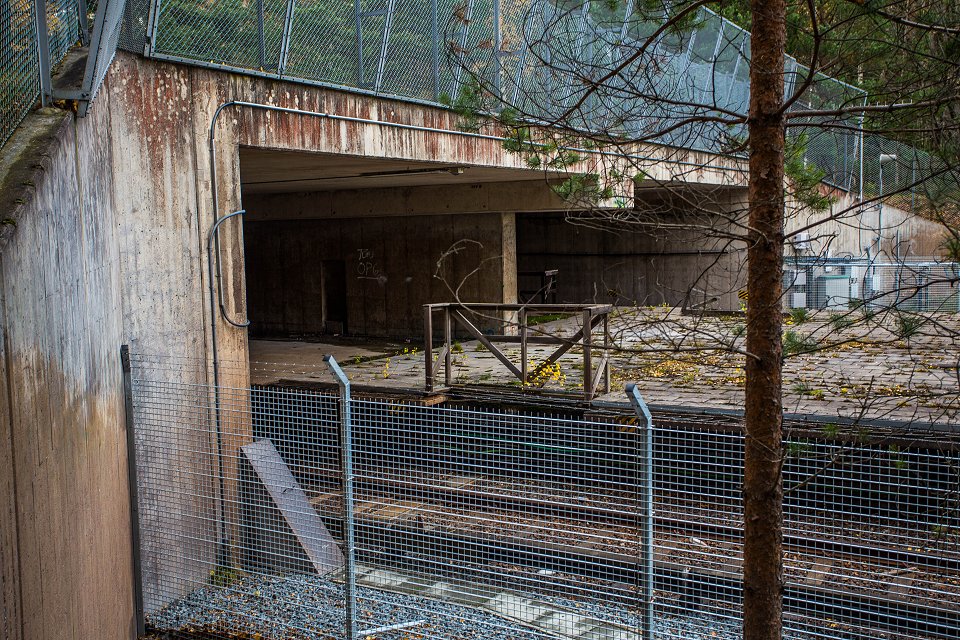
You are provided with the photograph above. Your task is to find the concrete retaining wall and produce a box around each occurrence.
[517,189,750,311]
[244,213,516,338]
[0,107,131,640]
[786,188,950,259]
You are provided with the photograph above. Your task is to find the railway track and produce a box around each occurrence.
[294,470,960,640]
[298,466,960,574]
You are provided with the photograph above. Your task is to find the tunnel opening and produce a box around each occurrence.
[237,146,572,381]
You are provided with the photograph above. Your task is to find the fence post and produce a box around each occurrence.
[424,306,434,391]
[33,0,52,106]
[492,0,501,98]
[431,0,439,100]
[626,384,655,640]
[120,346,145,638]
[444,307,452,387]
[582,309,592,401]
[325,355,356,640]
[77,0,90,45]
[277,0,298,75]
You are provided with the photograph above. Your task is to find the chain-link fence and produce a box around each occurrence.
[0,0,130,145]
[1,0,39,148]
[0,0,85,147]
[106,0,959,215]
[8,0,957,216]
[129,351,960,640]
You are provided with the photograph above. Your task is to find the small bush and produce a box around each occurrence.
[895,313,924,339]
[783,330,817,356]
[829,313,855,331]
[789,307,810,324]
[792,381,812,395]
[792,381,824,400]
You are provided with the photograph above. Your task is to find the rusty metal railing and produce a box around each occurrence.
[423,302,612,401]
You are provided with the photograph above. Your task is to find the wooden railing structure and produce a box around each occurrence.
[423,303,613,401]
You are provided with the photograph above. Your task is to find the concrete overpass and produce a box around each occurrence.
[0,46,753,637]
[0,4,949,640]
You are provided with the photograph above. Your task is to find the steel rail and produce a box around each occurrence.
[295,467,960,574]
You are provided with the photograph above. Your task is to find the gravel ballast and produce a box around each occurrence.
[146,571,828,640]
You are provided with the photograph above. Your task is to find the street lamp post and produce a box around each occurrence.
[875,153,897,307]
[878,153,898,253]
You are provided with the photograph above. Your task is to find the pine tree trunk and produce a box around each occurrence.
[744,2,786,640]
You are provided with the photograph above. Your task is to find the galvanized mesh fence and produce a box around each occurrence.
[0,0,90,147]
[129,352,960,640]
[784,258,960,312]
[0,0,131,146]
[1,0,39,147]
[110,0,958,211]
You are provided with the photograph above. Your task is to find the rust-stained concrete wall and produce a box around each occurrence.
[786,188,951,259]
[244,213,516,338]
[0,105,132,640]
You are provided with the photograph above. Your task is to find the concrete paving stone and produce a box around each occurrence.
[250,308,960,425]
[484,592,552,623]
[357,569,407,589]
[387,575,438,596]
[536,610,598,636]
[577,625,641,640]
[427,580,499,606]
[371,502,417,522]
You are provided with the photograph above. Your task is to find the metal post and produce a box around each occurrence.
[373,0,396,92]
[626,384,655,640]
[451,0,474,100]
[424,306,434,391]
[121,346,145,639]
[205,209,243,572]
[878,153,897,257]
[603,314,610,394]
[582,309,592,401]
[354,0,364,86]
[878,155,884,253]
[493,0,501,98]
[33,0,52,106]
[511,0,541,105]
[443,307,453,387]
[520,307,527,384]
[857,112,865,203]
[431,0,439,100]
[257,0,266,69]
[911,155,917,213]
[277,0,298,75]
[77,0,90,46]
[324,355,356,640]
[144,0,162,56]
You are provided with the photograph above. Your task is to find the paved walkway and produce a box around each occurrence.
[250,307,960,426]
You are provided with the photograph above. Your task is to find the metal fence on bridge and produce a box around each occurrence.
[1,0,129,146]
[2,1,957,216]
[1,0,79,146]
[127,351,960,640]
